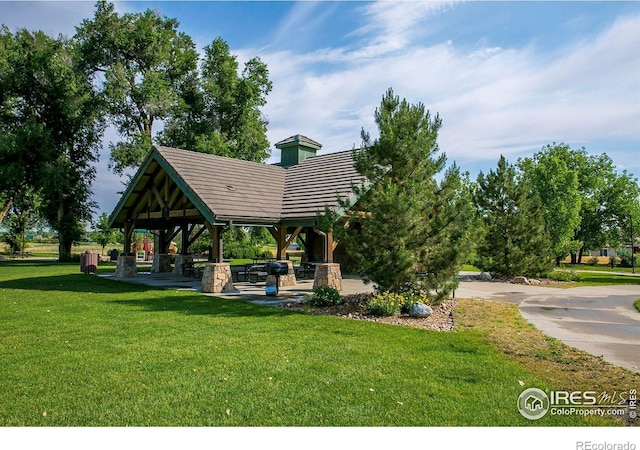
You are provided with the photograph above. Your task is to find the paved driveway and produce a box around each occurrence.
[455,278,640,373]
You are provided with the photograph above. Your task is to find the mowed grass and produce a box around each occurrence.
[0,262,619,426]
[551,270,640,287]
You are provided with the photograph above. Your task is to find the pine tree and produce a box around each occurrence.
[336,89,475,301]
[474,156,553,277]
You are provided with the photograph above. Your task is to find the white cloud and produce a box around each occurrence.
[0,1,95,36]
[350,1,458,57]
[256,8,640,173]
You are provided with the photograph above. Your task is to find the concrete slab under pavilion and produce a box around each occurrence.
[100,269,373,306]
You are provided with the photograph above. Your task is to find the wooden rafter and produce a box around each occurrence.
[136,208,201,221]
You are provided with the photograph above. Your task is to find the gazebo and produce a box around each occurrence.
[108,135,365,293]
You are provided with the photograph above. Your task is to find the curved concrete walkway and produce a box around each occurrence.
[455,277,640,373]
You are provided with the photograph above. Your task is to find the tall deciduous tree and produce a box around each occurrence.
[336,89,475,301]
[519,144,582,264]
[0,27,105,259]
[474,156,553,277]
[75,0,198,174]
[519,144,640,263]
[160,38,272,162]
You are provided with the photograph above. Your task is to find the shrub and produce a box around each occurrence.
[587,257,600,266]
[224,242,263,259]
[547,270,579,282]
[59,253,81,263]
[617,251,639,269]
[307,286,342,307]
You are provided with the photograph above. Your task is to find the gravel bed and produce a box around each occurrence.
[279,293,456,332]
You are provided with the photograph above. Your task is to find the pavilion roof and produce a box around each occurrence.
[109,146,365,229]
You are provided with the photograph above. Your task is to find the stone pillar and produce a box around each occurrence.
[266,260,296,288]
[313,263,342,291]
[201,263,237,293]
[173,254,194,275]
[115,255,137,278]
[151,253,172,273]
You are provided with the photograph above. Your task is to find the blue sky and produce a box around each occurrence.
[1,1,639,218]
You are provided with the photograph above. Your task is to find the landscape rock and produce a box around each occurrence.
[479,271,492,281]
[409,302,433,318]
[528,279,541,285]
[513,276,530,285]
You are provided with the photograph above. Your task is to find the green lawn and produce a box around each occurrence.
[550,269,640,287]
[635,299,640,313]
[559,263,637,274]
[0,261,620,426]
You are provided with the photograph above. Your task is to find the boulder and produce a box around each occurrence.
[409,302,433,318]
[529,278,541,285]
[513,276,530,285]
[479,271,492,281]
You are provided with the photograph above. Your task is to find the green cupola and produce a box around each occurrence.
[275,135,322,168]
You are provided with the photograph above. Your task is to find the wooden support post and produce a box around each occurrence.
[275,226,287,260]
[205,222,224,262]
[123,221,134,255]
[159,229,168,254]
[272,226,303,260]
[181,224,190,255]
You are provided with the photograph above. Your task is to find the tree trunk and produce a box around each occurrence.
[570,252,577,264]
[577,247,584,264]
[0,197,12,225]
[58,240,73,261]
[56,201,74,261]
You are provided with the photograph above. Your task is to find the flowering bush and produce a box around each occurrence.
[366,292,434,317]
[366,292,408,317]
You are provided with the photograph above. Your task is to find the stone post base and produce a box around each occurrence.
[151,253,172,273]
[201,263,237,293]
[313,263,343,292]
[173,254,194,275]
[115,255,137,278]
[266,260,296,287]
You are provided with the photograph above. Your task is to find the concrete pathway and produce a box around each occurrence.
[104,271,640,373]
[455,277,640,373]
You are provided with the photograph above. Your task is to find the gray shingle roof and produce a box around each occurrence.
[158,146,286,223]
[281,149,365,222]
[109,146,366,228]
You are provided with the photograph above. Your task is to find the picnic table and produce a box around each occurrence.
[294,262,318,279]
[182,261,205,279]
[235,263,268,283]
